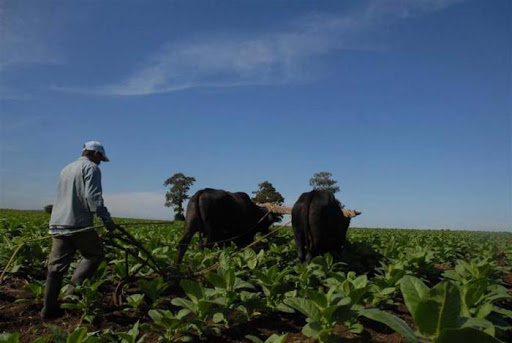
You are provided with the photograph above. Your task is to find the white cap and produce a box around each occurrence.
[83,141,109,161]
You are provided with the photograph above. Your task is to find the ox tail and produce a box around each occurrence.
[303,191,315,255]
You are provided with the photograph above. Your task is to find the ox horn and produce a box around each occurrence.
[257,203,292,215]
[342,209,362,218]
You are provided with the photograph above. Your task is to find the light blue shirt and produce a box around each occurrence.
[49,157,111,234]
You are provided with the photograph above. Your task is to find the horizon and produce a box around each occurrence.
[1,0,511,232]
[1,207,510,234]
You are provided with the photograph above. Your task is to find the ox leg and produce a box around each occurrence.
[176,229,196,266]
[306,234,320,263]
[296,235,306,263]
[305,251,313,264]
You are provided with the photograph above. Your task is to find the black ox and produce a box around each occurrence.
[292,190,361,263]
[177,188,281,265]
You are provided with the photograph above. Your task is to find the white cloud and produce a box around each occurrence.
[0,1,64,70]
[104,192,172,220]
[83,0,465,96]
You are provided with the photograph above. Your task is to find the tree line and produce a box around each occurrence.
[163,171,341,220]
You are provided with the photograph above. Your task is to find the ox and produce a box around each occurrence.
[292,190,361,263]
[176,188,284,265]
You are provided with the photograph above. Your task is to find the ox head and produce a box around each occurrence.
[342,209,362,219]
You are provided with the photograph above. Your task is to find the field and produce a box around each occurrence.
[1,209,511,343]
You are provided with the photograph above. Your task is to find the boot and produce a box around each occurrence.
[41,273,65,319]
[66,259,100,296]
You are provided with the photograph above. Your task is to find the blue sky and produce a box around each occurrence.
[1,0,510,231]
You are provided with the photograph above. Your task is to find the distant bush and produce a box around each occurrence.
[44,204,53,214]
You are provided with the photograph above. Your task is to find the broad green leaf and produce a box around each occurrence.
[283,298,322,322]
[476,303,494,319]
[461,317,495,336]
[349,322,364,334]
[148,309,182,329]
[324,304,355,324]
[85,337,102,343]
[334,296,352,307]
[415,281,461,337]
[213,312,226,323]
[276,302,295,313]
[126,294,145,308]
[342,279,353,297]
[359,308,421,343]
[206,272,226,289]
[171,297,197,313]
[243,248,258,269]
[180,279,204,303]
[0,332,20,343]
[305,290,327,309]
[400,276,429,317]
[245,335,264,343]
[197,300,214,317]
[380,287,397,295]
[436,327,502,343]
[301,321,324,339]
[265,333,288,343]
[61,303,80,310]
[353,275,368,289]
[225,268,236,290]
[66,327,87,343]
[234,279,256,290]
[464,278,487,309]
[253,270,271,285]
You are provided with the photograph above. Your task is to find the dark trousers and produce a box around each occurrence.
[42,230,105,315]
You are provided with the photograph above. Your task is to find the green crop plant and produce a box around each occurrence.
[137,276,168,307]
[124,294,145,312]
[170,279,227,337]
[114,321,147,343]
[14,280,45,304]
[252,264,293,312]
[61,279,105,324]
[148,309,191,342]
[31,325,101,343]
[206,264,256,306]
[397,275,503,342]
[245,333,288,343]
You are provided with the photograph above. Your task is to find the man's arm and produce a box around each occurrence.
[84,165,115,228]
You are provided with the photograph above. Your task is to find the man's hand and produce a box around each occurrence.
[104,220,117,231]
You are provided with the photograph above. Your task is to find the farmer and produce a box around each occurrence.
[41,141,117,319]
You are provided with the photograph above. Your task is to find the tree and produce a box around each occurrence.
[252,181,285,205]
[44,204,53,214]
[163,172,196,221]
[309,171,340,194]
